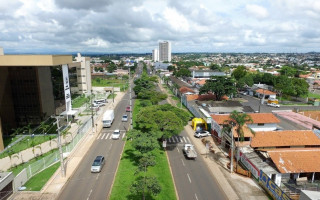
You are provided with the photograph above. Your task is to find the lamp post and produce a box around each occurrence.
[129,67,133,130]
[91,90,94,129]
[52,116,66,177]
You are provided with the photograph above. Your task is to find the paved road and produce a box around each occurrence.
[58,91,132,200]
[166,130,227,200]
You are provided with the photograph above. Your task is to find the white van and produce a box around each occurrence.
[102,110,115,128]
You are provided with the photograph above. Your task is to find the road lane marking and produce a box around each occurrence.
[172,137,176,143]
[105,133,110,139]
[176,136,180,143]
[109,134,113,139]
[195,193,199,200]
[96,174,100,180]
[87,189,93,200]
[177,148,180,153]
[187,173,192,183]
[183,137,187,143]
[122,132,126,139]
[169,138,172,143]
[187,137,191,143]
[181,159,185,166]
[96,134,101,140]
[101,133,106,139]
[109,143,113,150]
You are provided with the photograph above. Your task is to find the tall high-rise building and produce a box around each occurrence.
[152,49,158,62]
[159,41,171,62]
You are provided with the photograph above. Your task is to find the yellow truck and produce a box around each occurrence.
[191,118,208,131]
[267,98,279,104]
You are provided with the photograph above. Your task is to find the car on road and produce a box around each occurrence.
[126,106,132,112]
[267,103,280,108]
[91,156,105,173]
[122,114,128,122]
[112,129,121,139]
[194,130,211,138]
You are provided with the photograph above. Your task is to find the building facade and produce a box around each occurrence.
[152,49,158,62]
[159,41,171,62]
[73,53,92,94]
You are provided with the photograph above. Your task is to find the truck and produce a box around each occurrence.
[183,144,197,159]
[102,110,114,128]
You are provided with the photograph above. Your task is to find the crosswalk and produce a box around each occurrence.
[96,132,190,144]
[97,130,127,140]
[166,135,191,144]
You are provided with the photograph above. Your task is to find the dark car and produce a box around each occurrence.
[91,156,105,173]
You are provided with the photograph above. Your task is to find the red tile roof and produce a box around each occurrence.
[251,130,320,148]
[211,113,280,124]
[255,89,276,95]
[267,148,320,173]
[179,87,195,94]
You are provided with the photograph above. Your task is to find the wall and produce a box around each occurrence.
[37,66,55,118]
[247,123,277,131]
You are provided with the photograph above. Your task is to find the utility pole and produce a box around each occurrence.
[91,90,94,128]
[230,124,235,174]
[53,116,65,177]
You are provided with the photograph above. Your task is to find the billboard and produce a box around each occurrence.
[239,151,260,179]
[259,170,291,200]
[62,64,72,112]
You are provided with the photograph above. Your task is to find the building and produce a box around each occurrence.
[152,49,158,62]
[159,41,171,62]
[71,53,92,94]
[0,49,74,150]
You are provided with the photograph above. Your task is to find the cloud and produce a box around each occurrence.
[245,4,269,19]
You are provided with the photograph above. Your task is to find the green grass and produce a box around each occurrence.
[108,93,117,99]
[3,135,23,149]
[308,92,320,99]
[92,78,128,91]
[72,95,89,108]
[0,135,57,159]
[24,162,60,191]
[109,142,176,200]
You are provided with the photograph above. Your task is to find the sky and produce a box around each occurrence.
[1,0,320,54]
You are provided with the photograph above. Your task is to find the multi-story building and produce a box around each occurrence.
[72,53,92,94]
[159,41,171,62]
[0,49,75,150]
[152,49,158,62]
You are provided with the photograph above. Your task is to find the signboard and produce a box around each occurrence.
[162,140,167,148]
[239,151,260,179]
[259,170,291,200]
[62,64,72,112]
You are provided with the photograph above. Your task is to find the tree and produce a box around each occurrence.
[292,78,309,98]
[130,176,161,200]
[199,76,236,101]
[175,68,191,77]
[126,129,159,157]
[38,121,50,134]
[232,66,247,80]
[280,66,296,77]
[210,63,221,71]
[167,65,175,72]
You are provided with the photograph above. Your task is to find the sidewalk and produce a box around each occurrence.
[11,92,126,200]
[185,123,268,200]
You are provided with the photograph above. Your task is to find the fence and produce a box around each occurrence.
[13,117,93,191]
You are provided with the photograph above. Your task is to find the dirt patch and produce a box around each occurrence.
[10,192,57,200]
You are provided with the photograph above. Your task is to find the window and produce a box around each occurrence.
[257,123,264,126]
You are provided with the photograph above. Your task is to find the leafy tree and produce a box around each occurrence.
[174,68,191,77]
[38,121,50,134]
[126,130,160,157]
[232,66,247,80]
[280,66,296,77]
[130,176,161,200]
[292,78,309,98]
[167,65,175,72]
[199,76,236,100]
[273,75,295,97]
[210,64,221,71]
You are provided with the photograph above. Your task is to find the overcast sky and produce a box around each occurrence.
[1,0,320,54]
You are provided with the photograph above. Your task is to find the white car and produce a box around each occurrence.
[112,129,120,139]
[267,103,280,108]
[194,130,211,138]
[122,114,128,122]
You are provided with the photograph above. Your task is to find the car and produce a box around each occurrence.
[126,106,132,112]
[91,156,105,173]
[112,129,120,139]
[267,103,280,108]
[122,114,128,122]
[194,130,211,138]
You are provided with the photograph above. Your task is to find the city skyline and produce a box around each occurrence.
[1,0,320,54]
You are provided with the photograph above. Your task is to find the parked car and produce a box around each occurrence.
[194,130,211,138]
[122,114,128,122]
[112,129,121,139]
[126,106,132,112]
[267,103,280,108]
[91,156,105,173]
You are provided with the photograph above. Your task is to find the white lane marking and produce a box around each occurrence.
[169,138,172,143]
[177,136,181,143]
[172,137,176,143]
[187,173,192,183]
[181,159,185,166]
[183,137,187,143]
[122,132,126,139]
[109,134,113,139]
[105,133,110,139]
[187,137,191,143]
[109,143,113,150]
[101,133,106,139]
[96,134,101,140]
[195,193,199,200]
[96,174,100,180]
[87,189,93,200]
[177,148,180,153]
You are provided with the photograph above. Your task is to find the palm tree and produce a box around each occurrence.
[223,110,254,169]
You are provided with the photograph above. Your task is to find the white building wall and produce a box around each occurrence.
[152,49,158,62]
[159,41,171,62]
[247,123,277,131]
[75,53,92,94]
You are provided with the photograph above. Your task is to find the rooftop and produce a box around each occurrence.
[255,88,276,95]
[0,55,73,66]
[251,130,320,148]
[211,113,280,125]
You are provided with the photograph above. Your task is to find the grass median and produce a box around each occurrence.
[109,142,176,200]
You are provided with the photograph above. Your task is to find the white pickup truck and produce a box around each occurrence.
[183,144,197,159]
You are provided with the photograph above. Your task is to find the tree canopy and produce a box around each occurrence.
[232,66,247,80]
[199,76,237,101]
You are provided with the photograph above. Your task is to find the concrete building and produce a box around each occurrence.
[152,49,158,62]
[0,50,74,150]
[159,41,171,62]
[72,53,92,94]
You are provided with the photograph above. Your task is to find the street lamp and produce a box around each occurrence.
[52,115,66,177]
